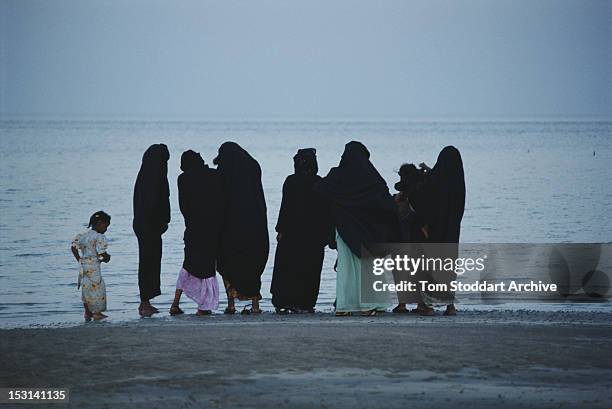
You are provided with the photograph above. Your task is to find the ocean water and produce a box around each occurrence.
[0,120,611,328]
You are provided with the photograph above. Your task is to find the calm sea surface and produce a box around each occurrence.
[1,120,611,327]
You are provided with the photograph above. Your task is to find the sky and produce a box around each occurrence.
[1,0,611,119]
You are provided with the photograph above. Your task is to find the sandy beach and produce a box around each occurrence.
[1,310,611,409]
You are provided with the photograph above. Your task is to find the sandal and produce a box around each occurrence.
[411,303,429,314]
[360,309,377,317]
[241,306,262,315]
[196,309,212,316]
[335,311,352,317]
[224,306,236,314]
[392,305,410,314]
[276,308,289,314]
[169,305,184,316]
[419,308,435,316]
[443,306,457,316]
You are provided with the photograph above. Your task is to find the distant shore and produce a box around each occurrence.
[1,311,611,409]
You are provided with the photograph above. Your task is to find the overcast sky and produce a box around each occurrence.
[1,0,611,119]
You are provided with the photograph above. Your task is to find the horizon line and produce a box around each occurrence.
[2,114,611,123]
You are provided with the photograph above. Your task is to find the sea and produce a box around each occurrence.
[1,119,611,328]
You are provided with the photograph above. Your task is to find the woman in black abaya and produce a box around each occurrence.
[213,142,269,314]
[426,146,465,244]
[270,149,333,313]
[399,146,465,316]
[170,150,225,316]
[315,141,400,316]
[421,145,465,316]
[133,144,170,316]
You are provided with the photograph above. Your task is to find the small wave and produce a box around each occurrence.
[14,252,51,258]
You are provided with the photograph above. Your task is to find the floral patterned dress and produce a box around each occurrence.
[71,229,108,313]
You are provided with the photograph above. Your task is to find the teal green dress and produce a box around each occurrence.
[335,230,391,313]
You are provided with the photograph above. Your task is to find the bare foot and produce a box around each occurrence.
[139,305,158,317]
[196,309,212,316]
[93,312,107,321]
[138,301,159,315]
[169,304,184,316]
[139,301,159,315]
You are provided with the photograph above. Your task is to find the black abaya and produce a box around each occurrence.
[425,146,466,243]
[315,141,399,258]
[178,150,225,279]
[133,144,170,301]
[270,150,332,310]
[420,145,466,304]
[213,142,269,299]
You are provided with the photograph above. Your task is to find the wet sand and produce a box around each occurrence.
[1,310,611,409]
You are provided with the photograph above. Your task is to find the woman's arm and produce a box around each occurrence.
[71,246,80,262]
[275,177,293,239]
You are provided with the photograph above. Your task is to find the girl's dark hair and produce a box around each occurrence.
[88,211,111,228]
[394,163,426,193]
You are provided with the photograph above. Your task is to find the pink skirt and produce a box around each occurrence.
[176,267,219,311]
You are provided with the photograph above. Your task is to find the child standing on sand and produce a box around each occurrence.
[71,211,112,321]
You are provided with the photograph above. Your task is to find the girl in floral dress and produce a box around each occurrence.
[71,211,112,321]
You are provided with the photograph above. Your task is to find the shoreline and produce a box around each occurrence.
[1,311,611,408]
[2,305,611,330]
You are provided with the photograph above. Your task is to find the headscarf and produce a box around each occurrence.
[293,148,318,176]
[178,149,224,279]
[213,142,269,297]
[180,149,205,172]
[316,141,399,257]
[213,142,266,215]
[133,144,171,235]
[141,143,170,171]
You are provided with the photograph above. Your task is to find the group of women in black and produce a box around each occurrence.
[132,141,465,317]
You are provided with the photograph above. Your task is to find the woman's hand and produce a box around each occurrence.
[276,232,283,242]
[419,162,431,172]
[421,225,429,240]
